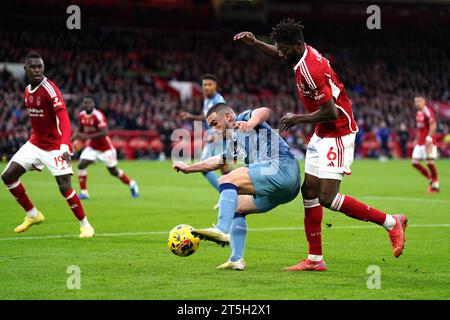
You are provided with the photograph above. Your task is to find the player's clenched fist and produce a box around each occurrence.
[233,32,256,46]
[173,161,190,174]
[281,113,299,131]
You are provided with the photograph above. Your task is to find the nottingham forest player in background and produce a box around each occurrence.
[72,95,139,199]
[1,52,95,238]
[234,18,408,271]
[411,96,440,192]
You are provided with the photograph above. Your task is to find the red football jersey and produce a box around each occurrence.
[78,108,114,152]
[416,105,436,145]
[24,77,69,151]
[293,44,358,138]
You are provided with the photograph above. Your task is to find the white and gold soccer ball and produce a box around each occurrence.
[167,224,200,257]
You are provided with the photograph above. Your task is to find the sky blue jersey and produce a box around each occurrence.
[203,92,226,118]
[222,109,295,164]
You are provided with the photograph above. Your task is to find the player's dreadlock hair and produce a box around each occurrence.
[270,18,304,45]
[25,51,43,62]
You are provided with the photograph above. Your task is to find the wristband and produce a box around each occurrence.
[425,136,432,143]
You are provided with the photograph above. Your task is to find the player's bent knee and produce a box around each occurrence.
[2,171,15,185]
[301,183,318,199]
[108,167,119,176]
[318,192,335,209]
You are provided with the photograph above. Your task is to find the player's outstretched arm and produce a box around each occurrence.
[281,100,339,131]
[233,31,279,60]
[173,155,223,174]
[235,107,272,133]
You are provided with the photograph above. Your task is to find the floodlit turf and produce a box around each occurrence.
[0,159,448,300]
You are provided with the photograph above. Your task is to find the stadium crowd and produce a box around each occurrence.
[1,23,449,160]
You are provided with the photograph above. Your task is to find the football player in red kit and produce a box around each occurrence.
[411,96,439,192]
[72,96,139,199]
[234,18,408,271]
[1,52,94,238]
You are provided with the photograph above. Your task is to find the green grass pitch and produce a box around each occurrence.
[0,159,449,300]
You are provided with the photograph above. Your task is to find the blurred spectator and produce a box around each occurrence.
[396,123,410,159]
[376,121,391,161]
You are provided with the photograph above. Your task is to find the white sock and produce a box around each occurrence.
[382,214,396,230]
[26,207,38,219]
[432,181,439,189]
[81,189,89,195]
[79,217,90,228]
[308,254,323,262]
[129,180,136,187]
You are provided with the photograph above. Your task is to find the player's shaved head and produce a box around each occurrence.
[82,95,96,114]
[25,51,43,63]
[24,51,44,86]
[206,103,233,119]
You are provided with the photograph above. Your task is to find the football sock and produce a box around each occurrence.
[118,169,131,185]
[202,171,220,192]
[215,183,238,233]
[303,198,323,256]
[230,213,247,262]
[26,207,39,219]
[330,193,393,228]
[78,169,87,191]
[5,180,35,213]
[62,189,86,221]
[412,162,430,180]
[79,217,90,228]
[426,163,438,183]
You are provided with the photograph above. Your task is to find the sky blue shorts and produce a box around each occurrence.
[247,157,301,212]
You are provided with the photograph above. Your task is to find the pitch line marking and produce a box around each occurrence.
[0,224,449,241]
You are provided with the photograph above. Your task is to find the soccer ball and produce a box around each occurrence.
[167,224,200,257]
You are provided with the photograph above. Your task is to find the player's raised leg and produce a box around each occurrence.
[192,167,254,245]
[319,179,407,258]
[2,161,44,233]
[107,166,139,198]
[55,174,94,238]
[77,159,94,199]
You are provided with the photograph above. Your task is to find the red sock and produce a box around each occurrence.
[63,189,86,220]
[412,162,430,180]
[303,198,323,256]
[118,169,131,185]
[78,174,87,190]
[6,181,34,212]
[426,163,438,182]
[330,194,386,226]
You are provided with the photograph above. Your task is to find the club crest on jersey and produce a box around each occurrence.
[36,96,41,106]
[29,95,33,103]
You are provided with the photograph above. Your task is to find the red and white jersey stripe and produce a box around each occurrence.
[294,44,358,138]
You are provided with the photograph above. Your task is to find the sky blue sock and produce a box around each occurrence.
[202,171,220,192]
[230,213,247,262]
[215,183,238,233]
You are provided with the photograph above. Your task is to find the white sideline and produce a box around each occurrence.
[0,224,449,241]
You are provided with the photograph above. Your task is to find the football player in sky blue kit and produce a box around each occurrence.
[180,74,230,208]
[174,103,301,270]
